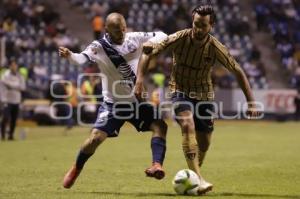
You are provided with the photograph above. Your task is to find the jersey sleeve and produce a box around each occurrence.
[131,32,158,43]
[212,39,242,72]
[131,31,167,45]
[148,32,168,43]
[19,75,26,91]
[69,53,89,66]
[1,72,15,89]
[81,41,100,62]
[151,29,189,55]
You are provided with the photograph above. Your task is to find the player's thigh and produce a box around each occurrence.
[2,104,11,120]
[194,102,215,133]
[90,128,108,141]
[11,104,19,118]
[93,103,125,137]
[171,93,195,130]
[176,110,196,133]
[128,102,159,132]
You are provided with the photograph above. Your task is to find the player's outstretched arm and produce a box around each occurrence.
[214,41,261,118]
[135,51,156,101]
[135,32,178,100]
[231,67,261,118]
[58,46,88,65]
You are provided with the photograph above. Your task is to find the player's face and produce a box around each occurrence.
[10,61,18,73]
[192,13,212,41]
[106,20,127,45]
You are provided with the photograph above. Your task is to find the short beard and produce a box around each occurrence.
[193,31,207,41]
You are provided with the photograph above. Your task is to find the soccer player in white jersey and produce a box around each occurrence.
[59,13,168,189]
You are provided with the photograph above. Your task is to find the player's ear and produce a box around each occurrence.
[105,23,110,34]
[209,19,215,29]
[210,14,216,27]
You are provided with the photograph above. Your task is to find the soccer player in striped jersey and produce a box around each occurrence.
[135,3,260,194]
[59,13,168,189]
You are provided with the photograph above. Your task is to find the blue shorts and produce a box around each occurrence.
[93,102,159,137]
[171,92,215,133]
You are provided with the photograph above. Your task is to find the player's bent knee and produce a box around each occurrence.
[157,120,168,136]
[90,129,108,145]
[180,119,195,133]
[150,120,168,138]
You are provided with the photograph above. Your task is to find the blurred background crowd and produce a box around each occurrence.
[0,0,300,126]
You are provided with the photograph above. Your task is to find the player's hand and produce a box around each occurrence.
[246,103,262,119]
[134,80,147,102]
[142,42,154,55]
[59,46,71,58]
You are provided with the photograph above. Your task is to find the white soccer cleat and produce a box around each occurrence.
[197,178,213,195]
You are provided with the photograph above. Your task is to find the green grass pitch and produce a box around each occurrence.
[0,121,300,199]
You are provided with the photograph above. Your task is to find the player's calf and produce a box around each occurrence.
[150,120,168,138]
[82,129,107,154]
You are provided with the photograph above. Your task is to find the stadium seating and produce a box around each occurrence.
[253,0,300,88]
[70,0,269,89]
[0,0,82,98]
[0,0,271,100]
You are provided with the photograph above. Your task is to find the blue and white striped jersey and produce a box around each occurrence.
[80,31,167,103]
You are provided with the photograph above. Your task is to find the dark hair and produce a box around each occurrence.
[192,3,216,25]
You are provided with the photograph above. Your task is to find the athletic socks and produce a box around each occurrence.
[75,150,93,169]
[151,137,166,165]
[182,133,201,176]
[75,137,166,169]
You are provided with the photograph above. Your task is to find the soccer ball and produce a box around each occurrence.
[172,169,200,195]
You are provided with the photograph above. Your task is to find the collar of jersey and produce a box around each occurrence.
[104,33,118,46]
